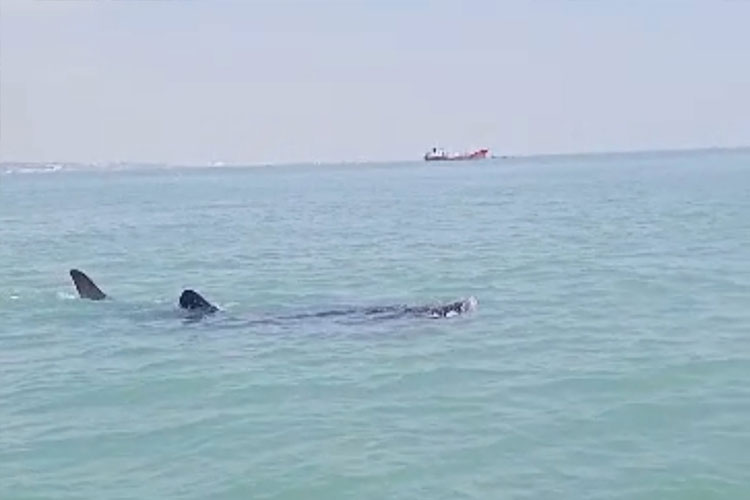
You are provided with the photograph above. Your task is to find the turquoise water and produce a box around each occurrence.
[2,151,749,499]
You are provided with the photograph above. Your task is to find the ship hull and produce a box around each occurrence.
[424,148,489,162]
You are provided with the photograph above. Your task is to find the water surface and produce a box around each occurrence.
[2,150,749,499]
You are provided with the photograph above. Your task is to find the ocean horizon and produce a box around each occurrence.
[3,145,749,173]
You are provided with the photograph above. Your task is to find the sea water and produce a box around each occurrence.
[2,150,749,499]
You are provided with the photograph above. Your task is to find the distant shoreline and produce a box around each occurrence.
[2,145,748,171]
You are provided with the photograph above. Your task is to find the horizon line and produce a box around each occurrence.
[1,145,748,169]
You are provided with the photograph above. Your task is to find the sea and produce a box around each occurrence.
[2,150,749,499]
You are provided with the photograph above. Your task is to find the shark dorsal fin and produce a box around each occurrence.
[179,289,218,314]
[69,269,107,300]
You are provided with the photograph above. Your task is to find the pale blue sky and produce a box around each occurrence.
[1,0,748,164]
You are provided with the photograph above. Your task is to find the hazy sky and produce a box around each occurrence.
[1,0,748,164]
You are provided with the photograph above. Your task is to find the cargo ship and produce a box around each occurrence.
[424,147,490,161]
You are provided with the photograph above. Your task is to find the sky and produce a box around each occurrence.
[1,0,749,165]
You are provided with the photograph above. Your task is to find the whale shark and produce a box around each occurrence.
[69,269,477,320]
